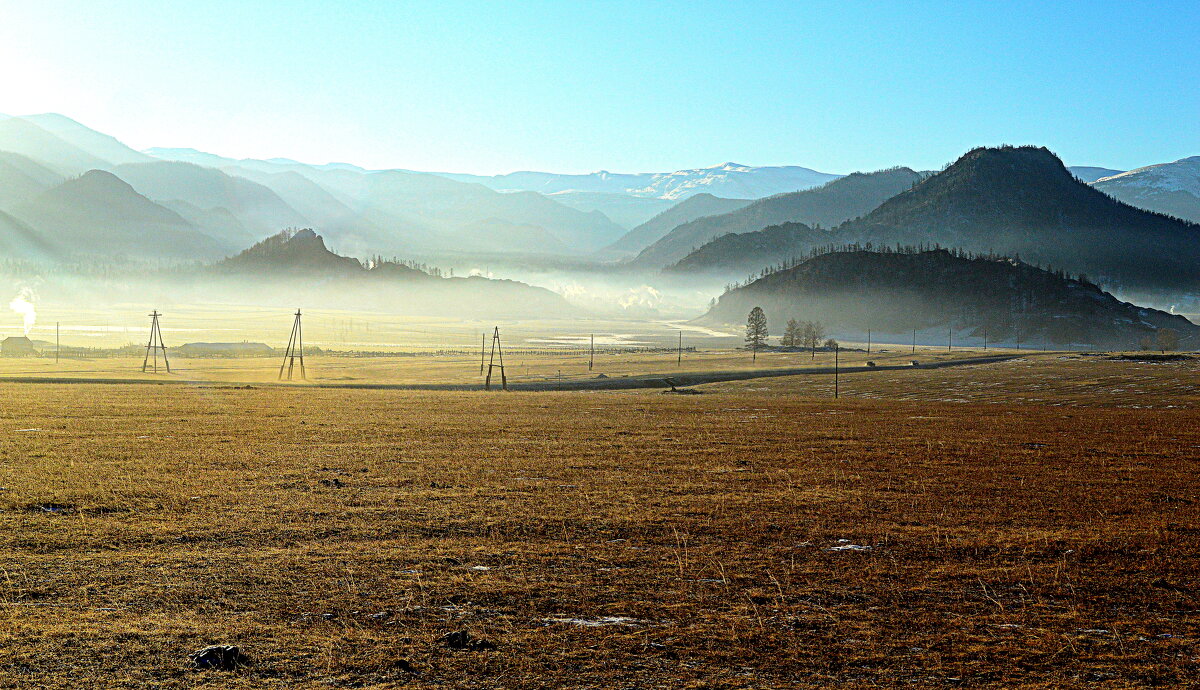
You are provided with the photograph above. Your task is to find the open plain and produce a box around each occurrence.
[0,352,1197,688]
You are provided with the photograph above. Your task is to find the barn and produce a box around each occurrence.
[1,336,36,356]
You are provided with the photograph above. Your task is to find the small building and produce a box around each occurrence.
[2,336,36,357]
[176,342,274,358]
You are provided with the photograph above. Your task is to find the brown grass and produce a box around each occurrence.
[0,359,1197,687]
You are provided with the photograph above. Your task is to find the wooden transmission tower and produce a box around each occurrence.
[484,326,507,391]
[141,310,170,373]
[279,309,306,380]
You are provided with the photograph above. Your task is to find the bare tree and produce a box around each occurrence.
[1156,328,1180,353]
[801,321,825,359]
[782,319,800,348]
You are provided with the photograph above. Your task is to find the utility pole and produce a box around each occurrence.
[834,343,839,399]
[866,329,871,355]
[948,328,953,352]
[485,326,507,391]
[677,330,682,367]
[912,327,917,354]
[480,332,486,375]
[983,329,988,351]
[278,309,306,380]
[589,333,594,371]
[142,311,170,373]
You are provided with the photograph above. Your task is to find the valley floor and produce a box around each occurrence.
[0,356,1197,687]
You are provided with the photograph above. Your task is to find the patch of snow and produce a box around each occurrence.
[544,616,641,627]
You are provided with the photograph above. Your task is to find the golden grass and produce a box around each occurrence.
[0,346,1002,386]
[0,357,1197,687]
[705,352,1200,407]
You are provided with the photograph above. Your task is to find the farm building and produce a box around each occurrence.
[1,336,37,356]
[175,342,274,358]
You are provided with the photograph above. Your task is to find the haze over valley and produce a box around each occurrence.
[1,112,1198,334]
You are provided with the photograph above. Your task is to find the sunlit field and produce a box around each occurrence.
[0,347,1011,387]
[9,304,743,352]
[0,353,1197,687]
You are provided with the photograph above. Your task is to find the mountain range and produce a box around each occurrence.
[0,112,1197,296]
[632,167,925,269]
[703,247,1197,349]
[605,193,753,256]
[671,147,1200,291]
[437,161,841,201]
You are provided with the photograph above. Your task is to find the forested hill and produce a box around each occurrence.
[667,222,825,275]
[838,146,1200,289]
[701,247,1197,349]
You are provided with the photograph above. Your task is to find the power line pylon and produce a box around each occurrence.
[484,326,507,391]
[142,310,170,373]
[279,309,306,380]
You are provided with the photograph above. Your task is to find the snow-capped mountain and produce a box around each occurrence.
[439,162,841,200]
[1092,156,1200,223]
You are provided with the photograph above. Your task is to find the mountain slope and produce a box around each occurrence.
[838,147,1200,288]
[148,149,630,254]
[1069,166,1124,183]
[1092,156,1200,223]
[546,191,673,229]
[703,248,1197,349]
[354,170,627,252]
[667,222,825,275]
[451,218,571,255]
[0,209,54,257]
[11,170,227,259]
[606,193,752,255]
[22,114,152,166]
[111,161,309,244]
[0,151,64,207]
[632,167,923,269]
[213,228,578,317]
[0,119,111,175]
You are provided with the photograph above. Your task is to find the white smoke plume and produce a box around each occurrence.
[9,288,36,336]
[617,285,663,310]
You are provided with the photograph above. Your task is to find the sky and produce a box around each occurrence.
[0,0,1196,175]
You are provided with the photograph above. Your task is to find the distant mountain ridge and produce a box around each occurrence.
[633,167,924,268]
[673,147,1200,289]
[0,114,1196,274]
[1093,156,1200,224]
[437,161,841,201]
[11,170,225,259]
[606,193,753,255]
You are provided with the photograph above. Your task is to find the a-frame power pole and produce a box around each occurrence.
[142,310,170,373]
[484,326,507,391]
[279,309,306,380]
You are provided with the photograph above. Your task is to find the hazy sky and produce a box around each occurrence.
[1,0,1196,175]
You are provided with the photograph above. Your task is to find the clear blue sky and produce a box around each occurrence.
[1,0,1196,175]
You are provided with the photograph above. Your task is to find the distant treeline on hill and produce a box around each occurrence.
[721,242,1101,295]
[703,247,1198,350]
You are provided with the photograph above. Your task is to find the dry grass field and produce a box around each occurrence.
[0,347,995,386]
[0,354,1197,687]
